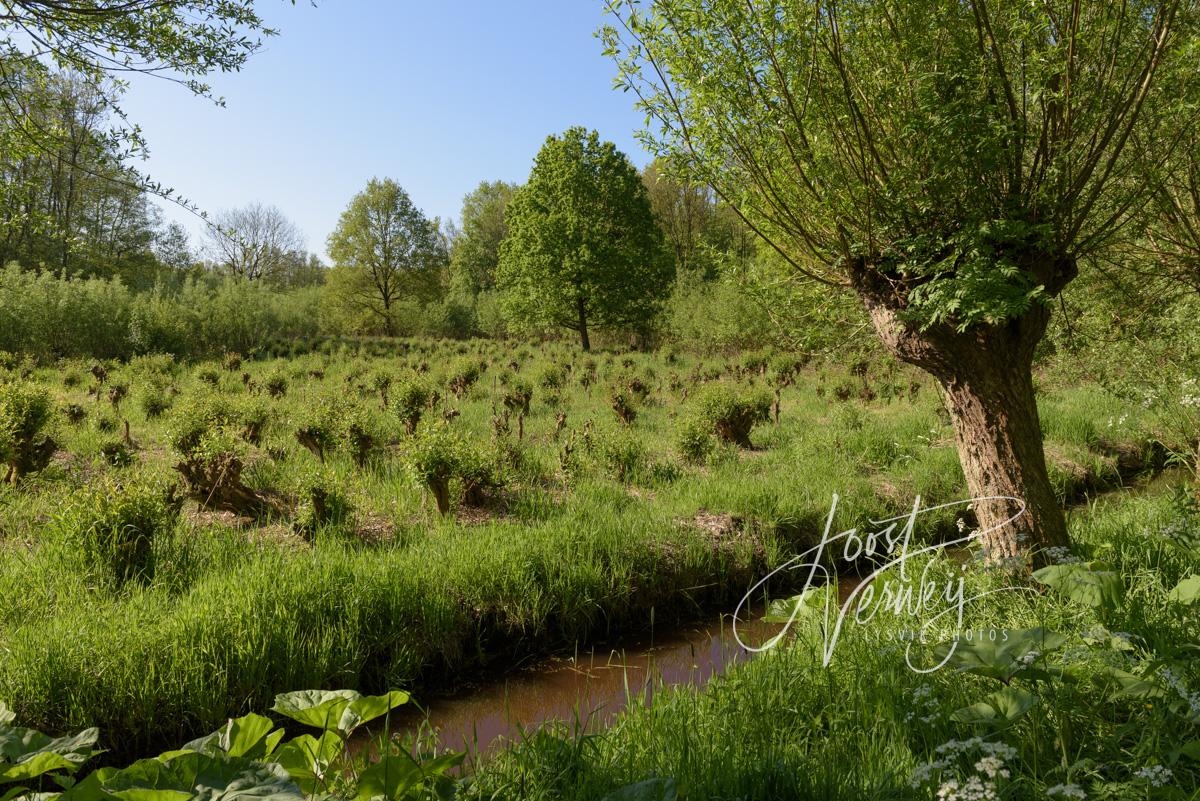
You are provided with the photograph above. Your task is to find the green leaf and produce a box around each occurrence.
[0,728,100,784]
[100,753,303,801]
[1178,741,1200,761]
[763,585,834,624]
[270,691,360,732]
[1168,576,1200,605]
[269,733,343,795]
[932,628,1066,681]
[339,692,410,736]
[0,706,13,727]
[182,714,282,761]
[354,753,423,801]
[600,778,678,801]
[1032,562,1124,609]
[1093,666,1166,701]
[950,686,1038,726]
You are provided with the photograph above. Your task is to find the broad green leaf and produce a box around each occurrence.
[932,628,1067,681]
[0,728,100,784]
[101,753,303,801]
[269,733,343,795]
[1092,666,1166,701]
[270,691,360,732]
[1168,576,1200,605]
[339,692,410,736]
[1178,741,1200,761]
[182,715,282,761]
[763,585,834,624]
[0,706,13,727]
[600,778,679,801]
[950,686,1038,726]
[354,753,423,801]
[1,786,28,801]
[1032,562,1124,609]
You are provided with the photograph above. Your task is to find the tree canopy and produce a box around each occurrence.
[497,127,671,350]
[449,180,518,296]
[327,178,446,336]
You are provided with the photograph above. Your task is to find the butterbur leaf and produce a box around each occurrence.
[338,692,410,736]
[1168,576,1200,605]
[271,691,360,731]
[100,753,304,801]
[600,778,679,801]
[1032,562,1124,609]
[1093,666,1166,700]
[270,733,343,795]
[182,715,282,761]
[0,728,100,784]
[763,585,834,624]
[932,628,1067,681]
[950,686,1038,726]
[354,753,423,801]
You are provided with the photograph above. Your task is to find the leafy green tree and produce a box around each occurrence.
[0,1,284,211]
[603,0,1200,561]
[498,127,670,350]
[326,178,446,336]
[449,180,518,295]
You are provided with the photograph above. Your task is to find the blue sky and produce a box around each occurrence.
[120,1,652,258]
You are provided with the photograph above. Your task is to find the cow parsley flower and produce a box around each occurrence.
[1046,783,1086,799]
[1133,765,1173,787]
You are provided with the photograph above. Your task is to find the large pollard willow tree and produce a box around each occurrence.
[602,0,1200,564]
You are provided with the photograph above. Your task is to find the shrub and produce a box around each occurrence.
[408,424,500,515]
[501,378,533,416]
[0,380,56,483]
[137,383,172,419]
[294,469,354,538]
[596,427,648,483]
[676,416,715,464]
[607,374,649,425]
[265,373,288,399]
[537,364,567,392]
[447,359,483,398]
[56,474,182,587]
[294,396,342,462]
[690,384,771,448]
[391,375,435,435]
[168,395,273,517]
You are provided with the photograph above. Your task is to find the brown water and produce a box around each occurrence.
[384,578,864,758]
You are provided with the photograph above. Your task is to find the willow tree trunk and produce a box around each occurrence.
[851,262,1073,565]
[577,296,591,352]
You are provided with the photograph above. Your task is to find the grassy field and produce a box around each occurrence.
[0,338,1186,778]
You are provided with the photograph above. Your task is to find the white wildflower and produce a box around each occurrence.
[1133,765,1173,787]
[1046,783,1086,799]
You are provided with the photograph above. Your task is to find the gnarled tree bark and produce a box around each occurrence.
[849,255,1076,565]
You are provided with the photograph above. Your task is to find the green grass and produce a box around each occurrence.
[0,339,1177,763]
[466,488,1200,800]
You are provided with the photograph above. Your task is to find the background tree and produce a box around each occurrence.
[205,203,304,283]
[326,178,446,336]
[0,68,162,281]
[603,0,1200,562]
[0,1,282,212]
[498,127,670,351]
[449,180,518,295]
